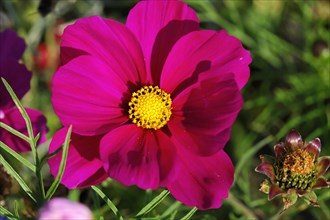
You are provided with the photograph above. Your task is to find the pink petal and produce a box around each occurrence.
[1,107,47,152]
[38,198,93,220]
[255,155,276,181]
[168,73,243,155]
[0,57,31,108]
[167,147,234,210]
[100,124,177,190]
[60,16,146,84]
[305,138,321,160]
[52,55,129,136]
[0,29,26,61]
[48,128,107,188]
[268,184,285,200]
[285,130,303,150]
[126,0,199,84]
[160,30,251,94]
[274,143,286,159]
[315,156,330,177]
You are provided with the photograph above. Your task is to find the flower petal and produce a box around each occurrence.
[126,0,199,84]
[38,198,93,220]
[100,124,177,190]
[52,55,129,136]
[167,148,234,210]
[0,29,26,61]
[60,16,146,84]
[285,130,303,150]
[1,107,47,152]
[255,155,276,181]
[312,177,329,189]
[161,30,251,94]
[0,58,31,108]
[274,143,286,159]
[48,128,107,188]
[315,156,330,177]
[268,184,285,200]
[168,73,243,155]
[305,138,321,160]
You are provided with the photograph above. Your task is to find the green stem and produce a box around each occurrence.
[226,192,257,219]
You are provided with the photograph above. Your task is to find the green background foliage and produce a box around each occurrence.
[0,0,329,219]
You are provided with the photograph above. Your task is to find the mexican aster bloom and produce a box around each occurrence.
[49,0,251,209]
[0,29,48,152]
[255,130,330,211]
[38,198,93,220]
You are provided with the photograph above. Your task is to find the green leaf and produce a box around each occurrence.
[0,154,36,203]
[0,205,16,219]
[135,190,170,217]
[235,135,274,180]
[39,146,63,168]
[0,141,35,172]
[180,207,198,220]
[45,125,72,199]
[1,77,46,201]
[1,78,37,158]
[14,200,20,218]
[0,122,30,143]
[91,185,123,220]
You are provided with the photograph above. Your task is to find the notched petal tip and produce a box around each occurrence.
[315,156,330,177]
[274,143,286,159]
[285,130,303,150]
[255,155,276,180]
[305,138,321,159]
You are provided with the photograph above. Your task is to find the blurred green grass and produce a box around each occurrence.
[1,0,329,219]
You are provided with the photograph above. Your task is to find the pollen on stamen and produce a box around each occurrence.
[128,86,172,130]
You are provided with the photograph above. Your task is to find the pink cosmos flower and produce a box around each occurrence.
[49,0,251,209]
[0,29,48,152]
[38,198,93,220]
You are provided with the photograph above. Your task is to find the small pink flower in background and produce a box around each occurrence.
[50,0,251,209]
[0,29,48,152]
[255,130,330,212]
[38,198,93,220]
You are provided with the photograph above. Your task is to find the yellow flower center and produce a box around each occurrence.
[274,148,317,191]
[283,149,314,176]
[128,86,172,130]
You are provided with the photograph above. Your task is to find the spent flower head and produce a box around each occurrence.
[255,130,330,212]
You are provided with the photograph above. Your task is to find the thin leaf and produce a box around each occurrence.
[0,154,36,203]
[14,200,20,218]
[159,201,181,219]
[0,122,30,142]
[235,135,274,180]
[140,201,181,220]
[1,78,37,158]
[1,78,47,200]
[45,125,72,199]
[0,205,16,219]
[135,190,170,217]
[39,146,63,168]
[180,207,198,220]
[34,132,41,143]
[91,185,123,220]
[0,141,35,172]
